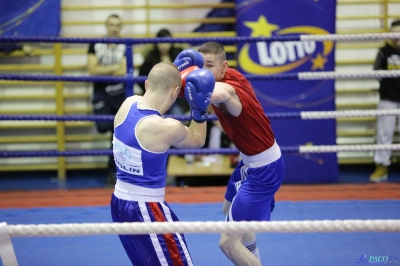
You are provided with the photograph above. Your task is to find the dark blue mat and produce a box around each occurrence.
[1,200,400,266]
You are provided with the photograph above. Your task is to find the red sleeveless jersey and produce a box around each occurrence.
[212,68,275,156]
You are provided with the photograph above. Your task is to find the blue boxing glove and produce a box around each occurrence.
[173,49,204,72]
[184,68,215,123]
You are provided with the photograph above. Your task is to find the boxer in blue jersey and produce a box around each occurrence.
[111,59,214,266]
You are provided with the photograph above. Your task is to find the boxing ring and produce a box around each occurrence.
[1,33,400,265]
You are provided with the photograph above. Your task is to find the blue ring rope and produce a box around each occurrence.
[0,73,299,83]
[0,147,300,158]
[0,74,146,83]
[0,112,302,122]
[0,35,301,45]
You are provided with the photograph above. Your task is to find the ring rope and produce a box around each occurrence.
[299,144,400,153]
[1,144,400,158]
[6,220,400,237]
[1,109,399,123]
[300,109,400,119]
[0,73,141,83]
[1,70,399,84]
[298,70,400,80]
[300,32,400,42]
[1,32,400,44]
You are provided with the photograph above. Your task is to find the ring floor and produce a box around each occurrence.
[1,164,400,266]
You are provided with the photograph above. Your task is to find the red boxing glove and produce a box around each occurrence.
[178,65,199,98]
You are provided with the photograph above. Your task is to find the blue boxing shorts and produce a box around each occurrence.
[111,194,194,266]
[225,155,285,222]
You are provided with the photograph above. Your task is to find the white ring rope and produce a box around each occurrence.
[6,220,400,237]
[298,70,400,80]
[299,144,400,153]
[301,109,400,119]
[300,32,400,42]
[300,144,400,153]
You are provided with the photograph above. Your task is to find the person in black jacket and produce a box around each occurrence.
[87,14,126,185]
[138,29,189,115]
[370,19,400,182]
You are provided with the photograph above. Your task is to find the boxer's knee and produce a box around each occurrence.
[219,233,241,256]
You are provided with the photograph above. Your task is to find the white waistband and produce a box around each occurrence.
[114,179,165,202]
[240,140,281,168]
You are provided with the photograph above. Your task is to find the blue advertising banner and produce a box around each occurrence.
[0,0,60,36]
[235,0,338,183]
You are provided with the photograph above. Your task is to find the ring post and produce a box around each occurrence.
[125,41,134,98]
[383,0,389,32]
[0,222,18,266]
[54,43,67,181]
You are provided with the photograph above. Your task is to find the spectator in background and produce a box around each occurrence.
[139,28,189,115]
[87,14,127,185]
[370,19,400,183]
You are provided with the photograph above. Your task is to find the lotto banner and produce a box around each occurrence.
[235,0,338,183]
[0,0,60,36]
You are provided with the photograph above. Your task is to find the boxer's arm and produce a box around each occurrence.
[210,82,242,117]
[166,66,213,148]
[166,118,206,149]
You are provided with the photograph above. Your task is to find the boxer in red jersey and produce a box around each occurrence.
[198,42,285,266]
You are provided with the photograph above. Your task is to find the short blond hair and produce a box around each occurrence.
[147,62,181,92]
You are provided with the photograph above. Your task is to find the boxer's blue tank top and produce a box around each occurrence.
[113,102,168,188]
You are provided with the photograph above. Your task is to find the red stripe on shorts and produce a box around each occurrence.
[148,202,184,266]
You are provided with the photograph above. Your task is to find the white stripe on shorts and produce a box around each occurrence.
[160,202,194,266]
[139,202,168,266]
[227,196,237,221]
[240,165,248,180]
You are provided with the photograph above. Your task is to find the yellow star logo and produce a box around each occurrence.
[244,15,279,37]
[311,53,328,70]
